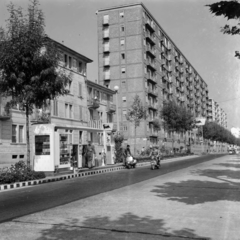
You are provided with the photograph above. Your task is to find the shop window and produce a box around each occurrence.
[35,135,50,155]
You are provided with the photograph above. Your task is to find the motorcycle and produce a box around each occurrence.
[151,157,161,170]
[125,156,137,169]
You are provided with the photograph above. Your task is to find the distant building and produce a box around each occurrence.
[96,2,208,150]
[207,98,227,129]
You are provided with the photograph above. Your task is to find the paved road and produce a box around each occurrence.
[0,154,222,224]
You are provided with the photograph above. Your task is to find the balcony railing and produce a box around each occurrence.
[88,120,103,129]
[145,31,155,45]
[148,102,157,109]
[145,18,155,32]
[0,106,11,120]
[103,31,109,39]
[31,107,51,123]
[107,102,116,113]
[146,59,156,71]
[146,73,156,82]
[87,98,100,109]
[104,73,110,80]
[147,87,158,96]
[146,45,156,58]
[104,58,110,66]
[103,45,110,52]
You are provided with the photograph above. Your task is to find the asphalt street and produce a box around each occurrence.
[0,154,223,224]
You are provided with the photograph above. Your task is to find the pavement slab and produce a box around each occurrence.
[0,154,240,240]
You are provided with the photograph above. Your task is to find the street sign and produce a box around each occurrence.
[102,123,113,130]
[195,117,206,126]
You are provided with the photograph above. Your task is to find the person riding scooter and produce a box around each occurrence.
[124,145,137,169]
[149,146,161,170]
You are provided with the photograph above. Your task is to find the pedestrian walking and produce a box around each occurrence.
[85,141,96,169]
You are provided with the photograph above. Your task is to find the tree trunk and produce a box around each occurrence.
[26,105,31,168]
[134,125,137,155]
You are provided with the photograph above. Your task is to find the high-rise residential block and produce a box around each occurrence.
[97,3,209,148]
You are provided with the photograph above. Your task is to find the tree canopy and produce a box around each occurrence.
[0,0,71,166]
[160,101,195,133]
[206,0,240,59]
[203,121,240,145]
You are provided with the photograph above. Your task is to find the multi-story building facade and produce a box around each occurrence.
[97,3,208,150]
[207,98,227,128]
[0,39,116,170]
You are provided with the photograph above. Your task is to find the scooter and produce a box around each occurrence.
[125,156,137,169]
[151,157,161,170]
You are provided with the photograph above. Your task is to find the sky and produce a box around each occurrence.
[0,0,239,129]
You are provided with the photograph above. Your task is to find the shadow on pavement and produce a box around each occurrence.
[151,167,240,205]
[35,213,209,240]
[213,163,240,168]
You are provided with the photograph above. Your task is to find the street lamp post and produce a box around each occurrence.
[114,85,119,132]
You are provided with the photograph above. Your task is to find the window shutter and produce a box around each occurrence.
[79,83,82,97]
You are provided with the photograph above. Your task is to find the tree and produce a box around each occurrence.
[125,95,148,155]
[206,0,240,59]
[160,101,195,151]
[0,0,71,167]
[113,132,124,163]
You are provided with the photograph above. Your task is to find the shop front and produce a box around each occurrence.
[32,123,115,173]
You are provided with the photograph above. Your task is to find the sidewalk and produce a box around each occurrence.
[0,155,198,192]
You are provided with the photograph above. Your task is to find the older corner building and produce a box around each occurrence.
[97,3,208,148]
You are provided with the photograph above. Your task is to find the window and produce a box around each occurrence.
[121,53,125,60]
[78,61,82,73]
[122,96,126,102]
[12,124,24,143]
[121,25,124,32]
[103,15,109,24]
[65,103,73,119]
[107,113,113,123]
[78,83,82,97]
[121,67,125,73]
[69,56,72,69]
[19,126,24,143]
[12,125,17,143]
[120,12,124,18]
[35,135,50,155]
[123,110,127,115]
[64,54,68,67]
[120,39,125,46]
[67,80,73,94]
[79,106,82,120]
[53,100,58,116]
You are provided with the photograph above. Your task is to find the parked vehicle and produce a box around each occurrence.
[125,156,137,169]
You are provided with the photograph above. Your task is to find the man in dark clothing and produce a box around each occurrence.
[85,141,96,169]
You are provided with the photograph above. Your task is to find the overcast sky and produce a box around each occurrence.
[0,0,239,129]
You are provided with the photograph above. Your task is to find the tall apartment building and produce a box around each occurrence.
[207,98,227,128]
[97,3,208,148]
[0,39,116,170]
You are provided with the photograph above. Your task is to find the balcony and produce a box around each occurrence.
[148,102,157,110]
[103,45,110,52]
[146,73,156,83]
[146,45,156,58]
[104,72,110,80]
[148,129,158,137]
[31,107,51,123]
[179,96,185,102]
[169,87,173,94]
[104,58,110,66]
[103,17,109,25]
[162,74,168,82]
[87,98,100,109]
[0,106,11,120]
[103,31,109,39]
[145,18,155,32]
[107,102,116,113]
[145,31,155,45]
[88,120,103,129]
[147,87,158,97]
[167,55,172,62]
[179,86,184,92]
[146,59,156,71]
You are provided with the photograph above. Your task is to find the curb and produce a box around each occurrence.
[0,161,151,192]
